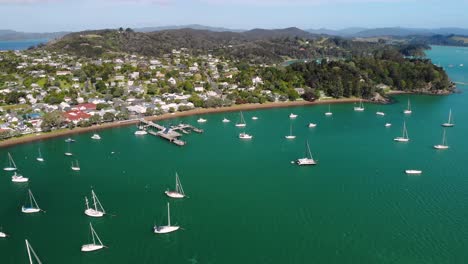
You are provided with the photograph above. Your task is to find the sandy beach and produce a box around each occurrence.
[0,98,360,148]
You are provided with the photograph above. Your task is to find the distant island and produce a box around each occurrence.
[0,27,455,143]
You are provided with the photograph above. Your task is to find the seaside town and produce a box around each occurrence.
[0,47,308,140]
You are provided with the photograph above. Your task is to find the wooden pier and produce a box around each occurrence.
[139,119,203,146]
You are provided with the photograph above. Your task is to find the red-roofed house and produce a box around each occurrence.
[64,110,91,123]
[72,103,97,112]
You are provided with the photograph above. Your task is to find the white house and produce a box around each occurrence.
[168,77,177,85]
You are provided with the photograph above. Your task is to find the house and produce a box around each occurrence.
[252,76,263,85]
[294,88,305,95]
[194,87,204,92]
[63,110,91,123]
[56,71,72,76]
[72,103,97,112]
[168,77,177,85]
[130,72,140,80]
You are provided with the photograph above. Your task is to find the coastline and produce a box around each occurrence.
[0,98,360,148]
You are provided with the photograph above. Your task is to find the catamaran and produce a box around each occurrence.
[81,223,106,252]
[197,118,207,123]
[64,142,73,156]
[354,99,365,111]
[84,189,106,217]
[325,104,333,116]
[289,113,298,119]
[12,171,29,183]
[91,133,101,140]
[296,140,317,166]
[404,99,412,114]
[165,172,186,198]
[36,148,44,162]
[25,239,43,264]
[285,122,296,139]
[434,129,449,149]
[222,117,230,123]
[71,160,81,171]
[239,132,253,139]
[405,170,422,175]
[442,109,454,127]
[394,121,409,142]
[153,203,180,234]
[235,112,246,127]
[22,189,42,214]
[4,152,17,171]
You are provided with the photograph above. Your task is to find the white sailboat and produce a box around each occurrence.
[296,140,317,165]
[153,203,180,234]
[289,113,298,119]
[394,121,409,142]
[165,172,185,198]
[12,171,29,183]
[71,160,81,171]
[36,148,44,162]
[91,133,101,140]
[235,112,246,127]
[64,142,73,156]
[434,129,449,150]
[405,170,422,175]
[354,99,365,111]
[239,132,253,139]
[403,99,412,114]
[222,117,230,123]
[325,104,333,116]
[285,122,296,139]
[442,109,454,127]
[81,223,105,252]
[22,189,42,214]
[197,118,207,123]
[25,239,43,264]
[3,152,17,171]
[0,227,7,238]
[84,190,106,217]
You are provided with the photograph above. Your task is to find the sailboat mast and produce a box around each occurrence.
[442,129,447,145]
[167,203,171,226]
[448,109,452,123]
[26,240,33,264]
[92,190,98,211]
[85,197,90,210]
[90,223,96,245]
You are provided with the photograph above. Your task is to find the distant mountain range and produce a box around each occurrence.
[2,25,468,42]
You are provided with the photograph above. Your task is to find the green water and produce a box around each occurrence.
[2,46,468,263]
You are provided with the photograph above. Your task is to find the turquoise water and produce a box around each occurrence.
[1,46,468,263]
[0,39,48,51]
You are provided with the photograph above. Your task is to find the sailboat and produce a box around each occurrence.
[153,203,180,234]
[64,142,73,156]
[222,117,230,123]
[91,133,101,140]
[239,131,253,139]
[289,113,298,118]
[36,148,44,162]
[442,109,454,127]
[354,99,365,111]
[296,140,317,165]
[434,129,449,149]
[0,227,7,238]
[81,223,106,252]
[84,189,106,217]
[403,99,412,114]
[235,112,246,127]
[3,152,17,171]
[22,189,42,214]
[165,172,186,198]
[285,122,296,139]
[25,239,43,264]
[325,104,333,116]
[394,121,409,142]
[12,171,29,183]
[71,160,81,171]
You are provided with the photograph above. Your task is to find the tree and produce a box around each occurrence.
[41,111,66,131]
[96,103,109,110]
[89,114,101,124]
[95,81,107,93]
[103,112,115,122]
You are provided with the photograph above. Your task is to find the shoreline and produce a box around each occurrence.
[0,98,360,148]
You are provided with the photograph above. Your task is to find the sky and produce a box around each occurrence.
[1,0,467,32]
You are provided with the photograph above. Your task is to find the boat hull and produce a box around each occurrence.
[36,158,44,162]
[85,209,105,218]
[385,123,392,127]
[64,153,73,156]
[308,123,317,128]
[165,191,185,199]
[3,167,16,171]
[296,158,316,166]
[91,135,101,140]
[354,107,365,111]
[21,207,40,214]
[285,136,296,139]
[325,112,333,116]
[289,115,297,119]
[153,225,180,234]
[81,244,104,252]
[134,131,147,135]
[434,145,449,149]
[405,170,422,175]
[235,124,246,127]
[0,232,6,238]
[12,176,28,183]
[404,110,412,114]
[442,123,454,127]
[394,137,409,142]
[71,167,81,171]
[222,119,230,123]
[252,117,258,120]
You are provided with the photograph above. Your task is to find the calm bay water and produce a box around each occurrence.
[1,46,468,263]
[0,39,48,51]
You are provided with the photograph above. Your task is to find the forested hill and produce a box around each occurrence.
[44,28,389,63]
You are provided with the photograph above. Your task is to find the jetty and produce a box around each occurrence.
[138,119,204,146]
